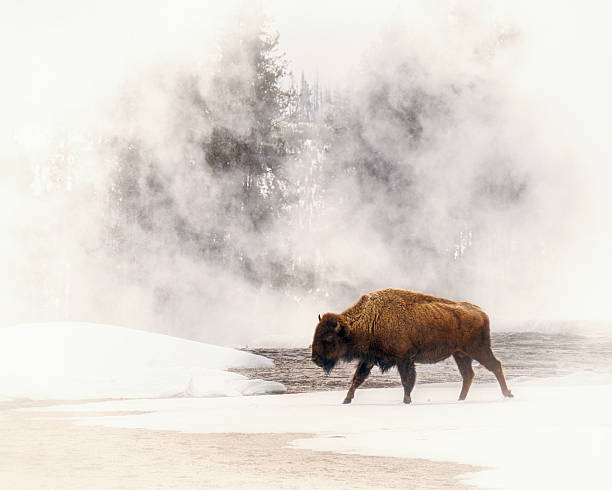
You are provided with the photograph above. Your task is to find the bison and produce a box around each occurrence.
[311,288,513,404]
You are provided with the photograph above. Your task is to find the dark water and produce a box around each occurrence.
[234,332,612,394]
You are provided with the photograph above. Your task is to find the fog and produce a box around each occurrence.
[2,1,611,346]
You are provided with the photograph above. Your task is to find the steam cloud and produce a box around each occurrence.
[2,1,611,346]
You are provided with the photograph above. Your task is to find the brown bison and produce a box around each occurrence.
[311,288,513,404]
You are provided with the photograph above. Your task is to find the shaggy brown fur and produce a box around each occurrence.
[311,288,513,404]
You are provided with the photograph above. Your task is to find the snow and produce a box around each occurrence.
[0,323,286,400]
[3,322,610,488]
[38,374,612,490]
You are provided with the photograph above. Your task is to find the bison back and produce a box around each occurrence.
[360,290,490,361]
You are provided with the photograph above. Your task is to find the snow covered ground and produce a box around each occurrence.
[36,374,612,489]
[3,322,611,488]
[0,323,286,399]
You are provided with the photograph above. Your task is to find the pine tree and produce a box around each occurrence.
[204,12,294,229]
[299,72,312,121]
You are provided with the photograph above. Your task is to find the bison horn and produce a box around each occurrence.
[318,314,321,321]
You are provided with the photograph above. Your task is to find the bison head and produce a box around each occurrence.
[311,313,350,373]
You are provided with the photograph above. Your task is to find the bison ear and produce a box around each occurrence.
[318,314,321,322]
[335,321,348,338]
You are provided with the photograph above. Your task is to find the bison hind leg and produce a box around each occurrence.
[470,347,513,398]
[453,352,474,400]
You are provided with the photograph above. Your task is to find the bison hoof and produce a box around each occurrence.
[342,398,352,404]
[403,397,412,404]
[505,391,514,398]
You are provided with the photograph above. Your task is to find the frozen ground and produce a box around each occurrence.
[0,323,286,399]
[37,374,612,489]
[0,410,478,489]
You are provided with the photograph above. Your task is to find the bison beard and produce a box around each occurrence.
[311,288,514,404]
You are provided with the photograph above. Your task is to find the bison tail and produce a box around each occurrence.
[481,313,492,346]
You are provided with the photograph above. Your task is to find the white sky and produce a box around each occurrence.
[265,0,403,83]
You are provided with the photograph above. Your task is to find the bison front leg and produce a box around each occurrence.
[343,361,373,404]
[397,360,416,404]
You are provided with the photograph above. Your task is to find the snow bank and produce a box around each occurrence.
[43,374,612,490]
[0,323,285,400]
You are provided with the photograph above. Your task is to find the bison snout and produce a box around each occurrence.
[312,356,336,373]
